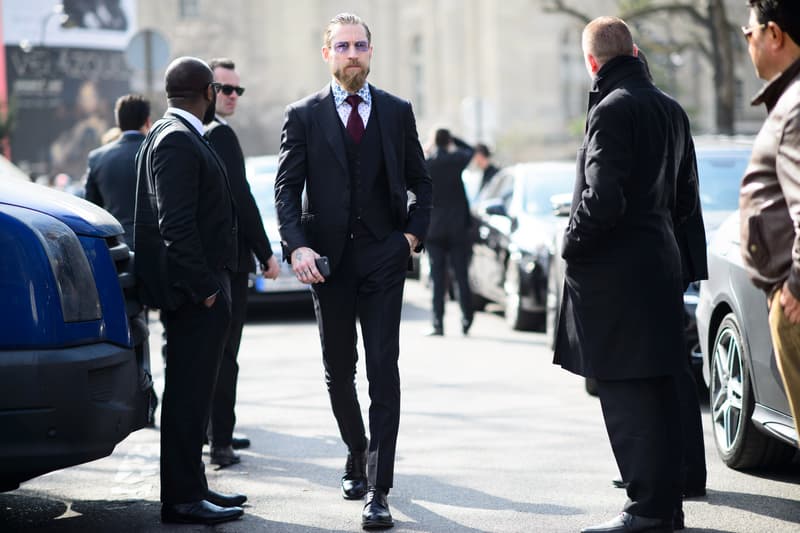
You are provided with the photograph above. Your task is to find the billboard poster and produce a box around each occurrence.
[2,0,137,184]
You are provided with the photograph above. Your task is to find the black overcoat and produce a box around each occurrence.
[553,56,703,380]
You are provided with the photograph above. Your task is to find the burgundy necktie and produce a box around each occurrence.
[345,94,364,144]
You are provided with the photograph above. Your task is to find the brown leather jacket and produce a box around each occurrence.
[740,58,800,296]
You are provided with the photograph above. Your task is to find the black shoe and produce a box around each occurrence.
[342,450,368,500]
[161,500,243,525]
[581,512,673,533]
[612,478,628,489]
[232,436,251,450]
[673,507,685,530]
[461,316,473,335]
[362,488,393,530]
[210,445,241,467]
[424,327,443,336]
[206,488,247,507]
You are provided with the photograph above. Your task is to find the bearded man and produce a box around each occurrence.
[274,12,431,531]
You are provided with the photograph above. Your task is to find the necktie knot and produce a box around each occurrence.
[345,94,365,144]
[346,94,362,109]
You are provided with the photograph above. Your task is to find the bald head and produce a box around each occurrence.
[582,16,634,73]
[165,56,214,99]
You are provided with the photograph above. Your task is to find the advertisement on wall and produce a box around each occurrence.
[2,0,137,185]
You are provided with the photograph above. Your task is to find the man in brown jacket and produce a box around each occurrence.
[740,0,800,435]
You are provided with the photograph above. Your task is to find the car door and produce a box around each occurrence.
[471,171,515,303]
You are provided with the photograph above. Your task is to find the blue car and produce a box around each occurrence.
[0,171,151,491]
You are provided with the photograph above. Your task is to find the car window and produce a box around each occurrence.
[478,172,513,204]
[696,151,750,212]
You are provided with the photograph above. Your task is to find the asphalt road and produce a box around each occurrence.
[1,280,799,532]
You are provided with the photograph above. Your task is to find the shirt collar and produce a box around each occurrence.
[121,130,142,136]
[751,57,800,112]
[214,114,228,125]
[331,80,371,108]
[166,107,204,136]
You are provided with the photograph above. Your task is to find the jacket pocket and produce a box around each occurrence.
[746,214,771,271]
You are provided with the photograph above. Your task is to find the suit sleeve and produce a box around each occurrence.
[776,104,800,299]
[453,136,476,169]
[152,132,219,303]
[673,131,707,286]
[562,102,629,259]
[401,101,432,246]
[275,104,310,257]
[83,153,102,207]
[207,126,273,266]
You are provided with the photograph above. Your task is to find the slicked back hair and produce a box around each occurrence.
[209,57,235,71]
[748,0,800,46]
[582,16,634,67]
[323,12,371,47]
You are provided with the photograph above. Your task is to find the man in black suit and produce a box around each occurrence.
[473,143,500,192]
[204,57,280,467]
[84,94,151,246]
[275,12,431,530]
[553,17,702,533]
[425,129,475,336]
[134,56,245,525]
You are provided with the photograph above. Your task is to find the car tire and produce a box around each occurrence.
[504,263,542,331]
[709,313,795,469]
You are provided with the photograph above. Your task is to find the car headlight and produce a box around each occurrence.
[25,210,102,322]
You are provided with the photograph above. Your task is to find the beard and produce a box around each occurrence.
[202,91,217,125]
[334,61,370,93]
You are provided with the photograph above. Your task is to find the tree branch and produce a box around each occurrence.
[541,0,591,24]
[620,3,708,27]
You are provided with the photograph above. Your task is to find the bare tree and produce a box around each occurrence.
[542,0,739,134]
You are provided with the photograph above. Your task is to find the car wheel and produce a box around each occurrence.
[709,313,794,469]
[504,263,541,331]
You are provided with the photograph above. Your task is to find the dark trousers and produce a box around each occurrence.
[676,361,706,491]
[209,270,249,447]
[596,375,683,520]
[160,273,231,504]
[311,231,409,490]
[427,238,472,328]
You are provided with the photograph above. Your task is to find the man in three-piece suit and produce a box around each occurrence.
[425,129,475,336]
[553,17,702,533]
[134,56,245,525]
[205,57,280,467]
[275,12,432,530]
[84,94,151,246]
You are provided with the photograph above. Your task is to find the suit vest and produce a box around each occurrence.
[340,105,393,240]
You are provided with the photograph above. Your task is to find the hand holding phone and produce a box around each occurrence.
[315,256,331,278]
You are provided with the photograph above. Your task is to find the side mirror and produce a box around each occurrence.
[482,199,508,217]
[550,193,572,217]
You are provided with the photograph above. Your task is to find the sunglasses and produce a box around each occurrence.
[741,22,767,42]
[219,84,245,96]
[332,41,370,54]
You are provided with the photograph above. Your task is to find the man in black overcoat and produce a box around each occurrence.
[205,57,280,466]
[134,56,246,525]
[553,17,703,533]
[274,12,431,530]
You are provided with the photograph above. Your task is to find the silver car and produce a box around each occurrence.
[696,210,798,469]
[244,155,312,307]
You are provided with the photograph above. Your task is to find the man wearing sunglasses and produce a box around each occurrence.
[740,0,800,439]
[204,58,280,468]
[134,56,245,525]
[275,12,431,530]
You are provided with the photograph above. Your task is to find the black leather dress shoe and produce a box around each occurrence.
[362,488,393,530]
[210,445,241,467]
[206,488,247,507]
[424,327,443,336]
[161,500,243,525]
[231,436,251,450]
[612,478,628,489]
[581,512,673,533]
[342,450,368,500]
[461,315,473,335]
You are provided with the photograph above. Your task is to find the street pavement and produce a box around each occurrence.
[1,279,799,532]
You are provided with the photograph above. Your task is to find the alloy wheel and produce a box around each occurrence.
[710,321,745,455]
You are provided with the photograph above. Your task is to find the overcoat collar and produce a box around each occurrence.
[751,56,800,112]
[587,55,651,112]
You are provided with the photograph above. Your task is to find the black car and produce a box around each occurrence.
[696,211,798,469]
[546,139,753,394]
[469,162,575,330]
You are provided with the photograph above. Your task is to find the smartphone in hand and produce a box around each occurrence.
[315,256,331,277]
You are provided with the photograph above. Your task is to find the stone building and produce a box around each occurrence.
[137,0,764,163]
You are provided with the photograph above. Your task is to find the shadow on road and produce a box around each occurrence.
[704,487,800,525]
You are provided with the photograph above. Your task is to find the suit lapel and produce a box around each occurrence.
[372,87,399,188]
[313,85,349,174]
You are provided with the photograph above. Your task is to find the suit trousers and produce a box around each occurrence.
[596,375,682,520]
[676,358,707,491]
[769,290,800,435]
[311,230,410,490]
[209,270,249,447]
[426,238,473,329]
[160,272,231,504]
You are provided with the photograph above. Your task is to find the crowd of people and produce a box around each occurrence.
[72,2,799,531]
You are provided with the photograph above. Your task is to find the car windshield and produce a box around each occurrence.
[696,150,750,212]
[521,166,575,215]
[246,156,279,218]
